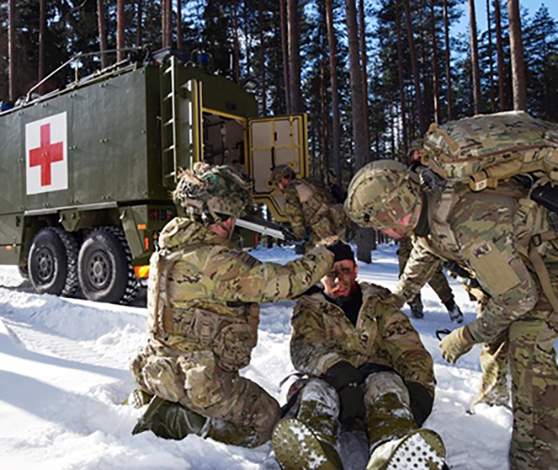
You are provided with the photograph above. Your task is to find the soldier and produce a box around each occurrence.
[272,241,447,470]
[270,165,347,247]
[345,157,558,469]
[129,163,339,448]
[398,236,463,322]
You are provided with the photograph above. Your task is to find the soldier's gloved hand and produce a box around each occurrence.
[323,361,365,425]
[323,360,363,390]
[439,326,475,363]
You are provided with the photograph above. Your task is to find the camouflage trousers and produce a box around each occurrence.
[131,343,280,448]
[288,372,417,450]
[398,237,454,306]
[477,270,558,469]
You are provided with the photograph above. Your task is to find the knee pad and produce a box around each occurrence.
[299,379,340,418]
[364,371,411,408]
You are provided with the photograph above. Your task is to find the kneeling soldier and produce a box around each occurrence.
[130,163,338,448]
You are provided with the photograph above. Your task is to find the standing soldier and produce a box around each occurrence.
[398,236,463,322]
[270,165,348,248]
[130,163,338,448]
[272,242,447,469]
[344,113,558,469]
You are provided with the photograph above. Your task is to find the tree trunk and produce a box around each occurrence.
[468,0,482,114]
[494,0,507,110]
[325,0,342,184]
[279,0,290,113]
[136,0,143,49]
[507,0,526,110]
[396,10,408,153]
[8,0,15,101]
[287,0,303,113]
[232,3,241,83]
[259,5,267,115]
[38,0,46,93]
[162,0,171,48]
[403,0,426,134]
[98,0,109,67]
[430,0,441,124]
[486,0,496,111]
[176,0,183,50]
[345,0,369,169]
[320,60,328,181]
[358,0,369,137]
[442,0,453,120]
[117,0,125,61]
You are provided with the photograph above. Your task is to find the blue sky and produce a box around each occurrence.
[454,0,558,36]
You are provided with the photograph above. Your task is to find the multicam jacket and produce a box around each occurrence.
[147,216,334,372]
[397,184,558,344]
[290,283,435,396]
[283,179,347,245]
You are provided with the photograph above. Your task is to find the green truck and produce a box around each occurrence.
[0,51,309,303]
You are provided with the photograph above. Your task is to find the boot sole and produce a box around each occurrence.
[383,429,446,470]
[372,429,448,470]
[272,418,341,470]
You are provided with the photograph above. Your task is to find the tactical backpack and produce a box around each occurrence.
[421,111,558,312]
[421,111,558,193]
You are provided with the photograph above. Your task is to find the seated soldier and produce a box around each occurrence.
[272,242,448,469]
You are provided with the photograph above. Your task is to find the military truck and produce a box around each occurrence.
[0,51,309,304]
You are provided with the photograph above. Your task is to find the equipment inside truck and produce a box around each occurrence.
[202,111,246,167]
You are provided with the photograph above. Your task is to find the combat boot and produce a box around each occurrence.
[272,418,343,470]
[366,429,448,470]
[132,396,208,440]
[408,296,424,319]
[125,388,153,408]
[443,299,464,323]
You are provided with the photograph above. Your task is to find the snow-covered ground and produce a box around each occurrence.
[0,244,513,469]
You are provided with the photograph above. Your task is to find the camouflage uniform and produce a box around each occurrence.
[272,282,439,468]
[282,178,348,246]
[398,236,457,318]
[131,164,334,448]
[346,158,558,469]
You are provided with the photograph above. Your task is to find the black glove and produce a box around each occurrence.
[323,361,365,426]
[323,361,363,390]
[325,240,354,263]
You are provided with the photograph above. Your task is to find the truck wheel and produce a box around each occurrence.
[78,227,138,304]
[28,227,77,296]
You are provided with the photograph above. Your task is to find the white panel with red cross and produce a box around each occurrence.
[25,112,68,195]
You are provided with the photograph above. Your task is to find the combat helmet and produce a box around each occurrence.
[344,160,421,230]
[270,164,296,185]
[173,162,252,223]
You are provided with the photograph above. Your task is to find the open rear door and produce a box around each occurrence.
[248,114,308,221]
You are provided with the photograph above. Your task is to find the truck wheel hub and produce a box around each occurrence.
[36,248,55,282]
[88,251,111,288]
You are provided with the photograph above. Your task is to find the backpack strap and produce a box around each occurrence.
[528,231,558,313]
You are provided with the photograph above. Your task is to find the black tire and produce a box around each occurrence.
[77,226,138,304]
[28,227,73,295]
[51,227,80,296]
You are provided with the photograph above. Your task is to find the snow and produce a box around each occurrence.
[0,244,514,469]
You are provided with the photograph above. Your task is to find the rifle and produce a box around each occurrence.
[235,214,297,242]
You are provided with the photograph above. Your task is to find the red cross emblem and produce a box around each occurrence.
[29,123,64,187]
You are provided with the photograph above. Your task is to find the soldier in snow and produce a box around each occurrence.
[344,112,558,469]
[398,236,463,322]
[272,242,447,470]
[270,164,348,248]
[129,163,341,448]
